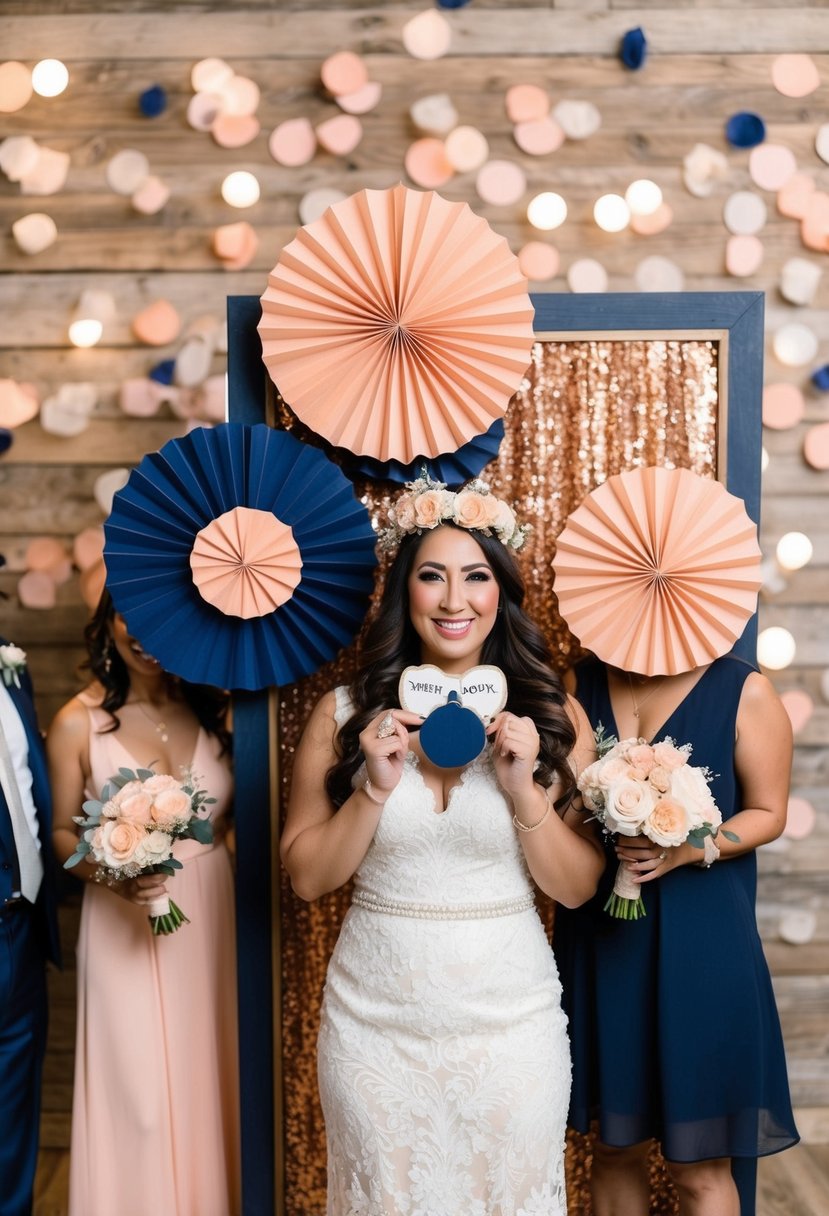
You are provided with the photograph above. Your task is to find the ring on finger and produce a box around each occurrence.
[377,712,396,739]
[658,850,668,861]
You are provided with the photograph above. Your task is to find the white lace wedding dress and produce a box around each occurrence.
[318,687,570,1216]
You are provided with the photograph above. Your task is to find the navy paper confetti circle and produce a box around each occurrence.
[725,112,766,149]
[0,428,13,457]
[620,28,648,70]
[139,85,167,118]
[812,364,829,392]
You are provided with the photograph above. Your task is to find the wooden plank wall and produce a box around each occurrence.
[2,0,828,1204]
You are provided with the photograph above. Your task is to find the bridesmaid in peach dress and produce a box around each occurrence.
[48,591,240,1216]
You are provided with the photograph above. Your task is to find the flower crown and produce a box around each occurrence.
[378,473,530,552]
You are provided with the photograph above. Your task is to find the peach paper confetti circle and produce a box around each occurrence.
[772,54,820,98]
[191,58,233,93]
[0,62,33,113]
[132,300,182,346]
[777,173,815,219]
[190,506,303,619]
[212,114,260,148]
[518,242,559,281]
[336,81,382,115]
[784,796,816,840]
[321,51,367,97]
[217,75,260,118]
[780,688,814,734]
[568,259,607,293]
[403,9,452,61]
[405,138,454,188]
[505,84,549,123]
[762,383,804,430]
[12,212,57,255]
[801,191,829,251]
[804,422,829,470]
[315,114,362,156]
[749,144,797,192]
[513,117,564,156]
[726,234,764,277]
[445,126,489,173]
[132,176,170,216]
[17,571,55,610]
[0,379,39,427]
[476,160,526,206]
[269,117,317,167]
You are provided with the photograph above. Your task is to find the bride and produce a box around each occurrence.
[281,476,603,1216]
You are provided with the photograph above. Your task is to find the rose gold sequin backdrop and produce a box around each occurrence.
[275,339,719,1215]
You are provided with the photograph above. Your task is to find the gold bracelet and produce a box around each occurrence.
[362,778,388,806]
[513,800,552,833]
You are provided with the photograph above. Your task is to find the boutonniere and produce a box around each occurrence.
[0,644,27,689]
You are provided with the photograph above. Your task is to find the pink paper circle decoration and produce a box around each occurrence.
[630,203,673,236]
[211,114,260,149]
[80,560,107,611]
[804,422,829,470]
[132,176,170,216]
[17,570,55,610]
[336,80,383,116]
[0,379,39,427]
[320,51,368,97]
[405,138,454,189]
[402,9,452,61]
[0,62,33,114]
[216,74,260,118]
[0,136,40,181]
[73,526,105,572]
[800,191,829,252]
[20,146,70,196]
[553,100,601,140]
[772,54,820,99]
[445,126,489,173]
[212,220,258,270]
[567,258,608,293]
[269,117,317,167]
[191,58,233,94]
[475,159,526,206]
[513,117,564,157]
[777,173,815,219]
[190,506,303,619]
[120,378,164,418]
[25,536,67,572]
[505,84,549,124]
[762,383,805,430]
[780,689,814,734]
[725,235,764,277]
[783,796,816,841]
[132,300,181,347]
[315,114,362,156]
[518,242,559,281]
[187,92,224,132]
[749,144,797,192]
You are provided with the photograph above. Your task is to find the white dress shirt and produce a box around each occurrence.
[0,681,42,852]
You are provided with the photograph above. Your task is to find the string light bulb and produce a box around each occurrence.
[31,59,69,97]
[757,626,796,670]
[776,531,813,571]
[625,179,662,216]
[527,192,567,231]
[221,171,260,208]
[594,194,630,232]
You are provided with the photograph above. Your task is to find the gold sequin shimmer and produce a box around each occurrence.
[277,338,719,1214]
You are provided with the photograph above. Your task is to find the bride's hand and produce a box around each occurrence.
[359,710,423,799]
[487,712,540,797]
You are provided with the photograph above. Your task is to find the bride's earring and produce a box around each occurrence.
[103,642,113,674]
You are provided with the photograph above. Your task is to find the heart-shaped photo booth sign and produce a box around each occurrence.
[399,664,508,768]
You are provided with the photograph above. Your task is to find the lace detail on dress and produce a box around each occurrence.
[319,689,570,1216]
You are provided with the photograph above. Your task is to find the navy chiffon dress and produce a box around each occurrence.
[554,655,798,1212]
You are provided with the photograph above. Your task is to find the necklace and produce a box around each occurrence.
[626,672,665,720]
[134,700,169,743]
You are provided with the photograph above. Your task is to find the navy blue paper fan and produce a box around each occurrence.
[349,418,505,487]
[104,424,378,690]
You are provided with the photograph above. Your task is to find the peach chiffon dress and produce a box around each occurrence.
[68,694,240,1216]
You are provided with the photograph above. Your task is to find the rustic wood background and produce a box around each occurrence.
[1,3,827,1213]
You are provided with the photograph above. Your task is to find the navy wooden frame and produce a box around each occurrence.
[226,289,765,1215]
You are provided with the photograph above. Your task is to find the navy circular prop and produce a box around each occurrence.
[620,27,647,70]
[349,418,504,487]
[0,428,13,456]
[811,364,829,392]
[139,85,167,117]
[104,424,378,690]
[725,112,766,149]
[149,358,176,385]
[419,692,486,769]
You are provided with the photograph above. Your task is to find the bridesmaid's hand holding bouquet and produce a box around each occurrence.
[64,766,215,934]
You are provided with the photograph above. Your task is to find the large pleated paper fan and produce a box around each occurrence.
[258,183,534,464]
[104,424,377,690]
[553,466,762,676]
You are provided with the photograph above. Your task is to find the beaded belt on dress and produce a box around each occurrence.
[351,890,535,920]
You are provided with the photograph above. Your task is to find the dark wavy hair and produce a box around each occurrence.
[326,523,576,808]
[83,589,231,755]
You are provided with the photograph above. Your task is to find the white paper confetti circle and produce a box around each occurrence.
[780,257,822,306]
[634,256,685,292]
[106,149,150,196]
[402,10,452,61]
[567,258,608,293]
[553,100,601,140]
[816,124,829,165]
[723,191,767,236]
[773,322,819,367]
[298,187,347,225]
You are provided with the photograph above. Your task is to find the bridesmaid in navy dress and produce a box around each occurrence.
[555,653,799,1216]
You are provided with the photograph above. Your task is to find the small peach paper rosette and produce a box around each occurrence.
[553,466,762,676]
[190,506,302,619]
[257,183,534,464]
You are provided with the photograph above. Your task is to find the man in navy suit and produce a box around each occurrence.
[0,638,60,1216]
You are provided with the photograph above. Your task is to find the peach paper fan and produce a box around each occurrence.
[190,506,302,619]
[552,466,762,676]
[257,183,534,464]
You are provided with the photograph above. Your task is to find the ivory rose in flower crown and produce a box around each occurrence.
[379,471,530,551]
[578,731,737,919]
[65,765,215,935]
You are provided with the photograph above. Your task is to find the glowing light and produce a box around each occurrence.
[221,170,260,208]
[527,192,567,231]
[761,446,769,472]
[31,59,69,98]
[757,626,796,670]
[625,179,663,216]
[68,318,103,348]
[594,193,630,232]
[776,531,813,571]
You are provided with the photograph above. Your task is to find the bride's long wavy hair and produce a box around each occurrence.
[326,523,576,808]
[83,589,231,754]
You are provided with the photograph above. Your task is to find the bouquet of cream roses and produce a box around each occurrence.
[65,766,215,934]
[578,730,737,919]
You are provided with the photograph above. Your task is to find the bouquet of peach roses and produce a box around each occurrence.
[65,766,215,934]
[578,729,737,919]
